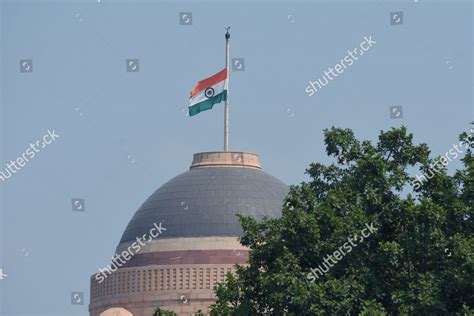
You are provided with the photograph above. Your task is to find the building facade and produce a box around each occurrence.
[89,151,288,316]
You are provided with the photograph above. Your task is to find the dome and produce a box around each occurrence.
[90,151,288,316]
[119,152,288,244]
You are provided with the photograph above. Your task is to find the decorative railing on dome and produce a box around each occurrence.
[91,265,235,299]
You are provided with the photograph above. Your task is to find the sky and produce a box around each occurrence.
[0,0,472,315]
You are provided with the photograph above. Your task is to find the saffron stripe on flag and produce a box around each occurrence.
[190,68,227,97]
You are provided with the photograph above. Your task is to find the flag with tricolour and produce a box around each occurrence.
[188,68,228,117]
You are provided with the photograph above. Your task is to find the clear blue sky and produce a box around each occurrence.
[1,0,472,315]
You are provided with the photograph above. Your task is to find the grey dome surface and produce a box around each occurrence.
[119,167,288,244]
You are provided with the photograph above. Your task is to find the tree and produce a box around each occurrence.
[153,307,177,316]
[211,126,474,315]
[153,307,205,316]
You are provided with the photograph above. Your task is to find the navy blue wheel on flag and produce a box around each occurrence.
[204,87,215,99]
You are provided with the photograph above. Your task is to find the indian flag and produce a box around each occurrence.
[189,68,228,117]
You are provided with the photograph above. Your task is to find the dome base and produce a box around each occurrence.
[190,151,261,169]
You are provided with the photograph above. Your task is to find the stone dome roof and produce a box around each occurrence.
[118,152,288,244]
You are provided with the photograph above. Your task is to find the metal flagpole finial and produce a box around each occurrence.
[225,26,230,39]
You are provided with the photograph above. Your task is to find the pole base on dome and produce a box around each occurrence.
[190,152,261,169]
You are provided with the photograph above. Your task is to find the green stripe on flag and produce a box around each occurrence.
[189,90,227,117]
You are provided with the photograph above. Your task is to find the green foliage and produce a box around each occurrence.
[210,125,474,315]
[153,307,177,316]
[152,307,206,316]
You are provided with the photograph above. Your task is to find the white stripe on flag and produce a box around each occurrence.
[189,79,228,106]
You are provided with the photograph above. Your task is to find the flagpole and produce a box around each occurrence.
[224,27,230,152]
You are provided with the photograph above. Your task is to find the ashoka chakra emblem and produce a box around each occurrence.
[204,87,215,98]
